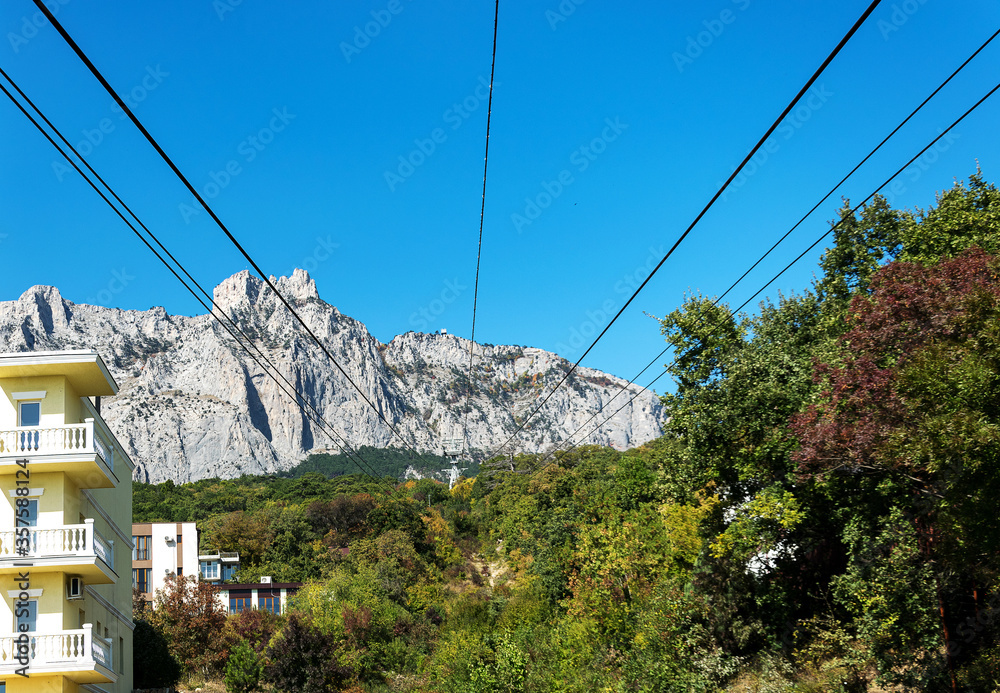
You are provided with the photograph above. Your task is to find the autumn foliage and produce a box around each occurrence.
[794,247,1000,478]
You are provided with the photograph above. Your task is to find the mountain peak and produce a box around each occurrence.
[274,268,320,302]
[19,284,65,305]
[213,268,320,314]
[17,284,70,334]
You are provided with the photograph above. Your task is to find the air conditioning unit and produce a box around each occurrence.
[260,576,272,584]
[67,577,83,600]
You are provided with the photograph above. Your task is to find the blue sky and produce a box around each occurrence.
[1,0,999,389]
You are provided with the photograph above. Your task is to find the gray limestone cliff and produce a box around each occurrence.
[0,270,666,483]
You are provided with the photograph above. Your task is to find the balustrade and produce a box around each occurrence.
[0,625,112,674]
[0,519,113,570]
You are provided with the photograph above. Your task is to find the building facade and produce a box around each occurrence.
[0,350,135,693]
[130,522,198,606]
[212,579,300,616]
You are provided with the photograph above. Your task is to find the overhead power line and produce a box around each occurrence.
[0,68,398,494]
[520,77,1000,483]
[516,26,1000,473]
[31,0,441,470]
[462,0,500,458]
[483,0,886,462]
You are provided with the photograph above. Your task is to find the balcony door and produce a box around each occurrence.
[18,401,40,451]
[16,599,37,633]
[22,499,37,527]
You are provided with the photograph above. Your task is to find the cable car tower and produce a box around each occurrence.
[442,430,467,489]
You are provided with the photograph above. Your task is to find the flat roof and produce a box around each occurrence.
[0,350,118,396]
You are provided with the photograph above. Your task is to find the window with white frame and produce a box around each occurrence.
[18,401,40,427]
[200,561,220,579]
[17,400,41,451]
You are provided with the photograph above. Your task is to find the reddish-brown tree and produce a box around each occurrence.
[792,248,1000,691]
[148,573,231,677]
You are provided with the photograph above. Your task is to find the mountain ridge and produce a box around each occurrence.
[0,269,666,483]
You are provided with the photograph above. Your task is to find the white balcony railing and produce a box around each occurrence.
[0,519,114,571]
[0,419,115,478]
[0,624,112,675]
[92,527,113,568]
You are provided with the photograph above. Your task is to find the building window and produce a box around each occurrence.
[229,596,252,614]
[222,563,239,582]
[132,568,151,593]
[177,567,183,577]
[258,596,280,614]
[200,561,219,580]
[133,535,151,561]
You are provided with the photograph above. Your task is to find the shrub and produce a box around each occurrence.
[225,639,264,693]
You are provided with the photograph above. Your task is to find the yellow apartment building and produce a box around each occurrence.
[0,351,134,693]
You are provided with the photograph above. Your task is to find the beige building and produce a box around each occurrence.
[0,350,134,692]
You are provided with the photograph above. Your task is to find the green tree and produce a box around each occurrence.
[898,169,1000,264]
[264,613,352,692]
[224,639,264,693]
[132,619,181,689]
[816,194,903,307]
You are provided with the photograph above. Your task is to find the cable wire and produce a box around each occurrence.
[31,0,440,470]
[512,26,1000,474]
[518,78,1000,483]
[462,0,500,459]
[483,0,886,461]
[0,69,400,494]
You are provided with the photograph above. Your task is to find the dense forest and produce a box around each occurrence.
[134,171,1000,692]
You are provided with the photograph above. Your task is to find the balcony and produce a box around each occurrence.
[199,551,241,582]
[0,624,116,684]
[0,419,118,488]
[0,519,116,583]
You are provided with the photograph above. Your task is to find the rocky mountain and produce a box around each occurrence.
[0,270,666,483]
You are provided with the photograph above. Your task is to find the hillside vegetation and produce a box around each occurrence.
[135,171,1000,692]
